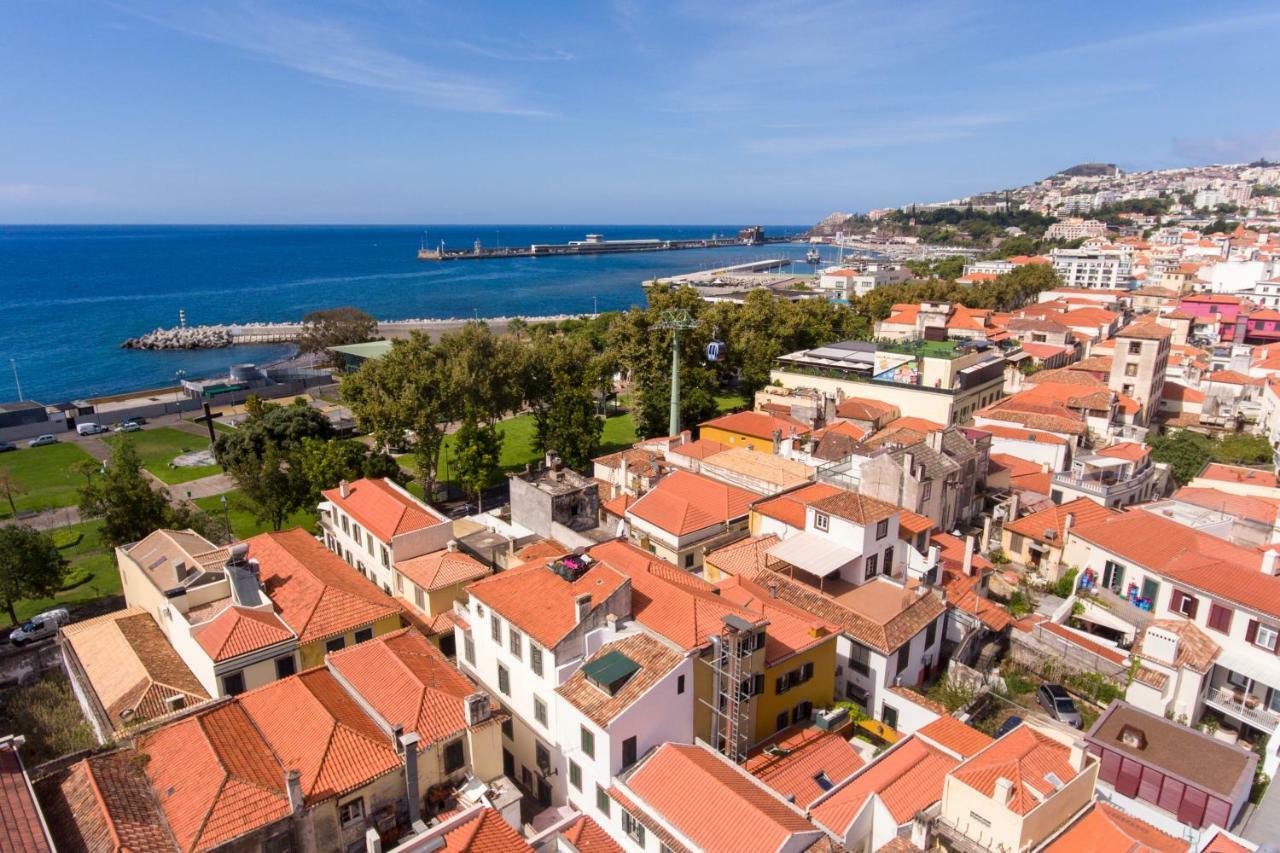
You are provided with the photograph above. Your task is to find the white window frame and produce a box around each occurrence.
[814,512,829,532]
[1257,623,1279,651]
[339,797,364,828]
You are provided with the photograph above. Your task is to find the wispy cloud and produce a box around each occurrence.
[744,113,1013,155]
[113,1,547,116]
[453,37,574,63]
[0,184,100,205]
[996,11,1280,68]
[1173,130,1280,164]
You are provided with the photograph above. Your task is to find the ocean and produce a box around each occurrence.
[0,225,827,403]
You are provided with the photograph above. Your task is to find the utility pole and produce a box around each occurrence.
[656,309,698,436]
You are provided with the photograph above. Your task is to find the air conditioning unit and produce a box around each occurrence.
[464,693,490,726]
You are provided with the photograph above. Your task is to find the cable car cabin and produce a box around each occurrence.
[706,341,725,362]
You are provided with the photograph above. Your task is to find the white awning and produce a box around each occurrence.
[767,532,859,579]
[1216,643,1280,691]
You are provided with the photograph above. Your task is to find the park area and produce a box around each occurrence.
[103,426,221,484]
[0,442,94,519]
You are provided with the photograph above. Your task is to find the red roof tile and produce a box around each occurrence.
[1043,801,1184,852]
[1199,463,1278,487]
[438,806,535,852]
[705,534,779,578]
[1004,497,1119,545]
[35,751,175,853]
[626,470,759,536]
[744,726,864,809]
[977,424,1069,445]
[0,740,51,852]
[467,559,627,649]
[194,606,294,661]
[716,575,837,665]
[248,529,403,645]
[396,548,489,592]
[559,814,623,852]
[1170,487,1280,525]
[811,736,957,832]
[700,411,811,441]
[669,438,731,460]
[916,716,994,758]
[1040,622,1127,665]
[753,482,844,529]
[950,725,1079,815]
[322,477,445,543]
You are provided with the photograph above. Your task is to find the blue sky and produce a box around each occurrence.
[2,0,1278,224]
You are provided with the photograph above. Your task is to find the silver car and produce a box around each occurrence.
[1036,684,1083,728]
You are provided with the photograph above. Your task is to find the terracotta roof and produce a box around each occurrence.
[916,716,995,758]
[876,839,925,853]
[61,607,210,729]
[744,725,864,809]
[1070,511,1280,618]
[593,446,662,471]
[587,539,762,652]
[322,477,445,543]
[886,685,948,716]
[396,548,489,592]
[0,739,50,853]
[866,416,945,448]
[978,424,1068,445]
[811,736,957,832]
[668,438,730,460]
[1170,487,1280,525]
[328,628,487,744]
[753,483,844,529]
[716,575,838,665]
[619,743,817,853]
[559,814,623,852]
[705,534,780,578]
[1040,622,1127,665]
[1199,463,1278,487]
[238,668,400,803]
[601,492,636,519]
[626,470,759,536]
[939,564,1011,632]
[836,397,898,421]
[1130,619,1220,674]
[950,725,1079,815]
[516,539,570,561]
[556,632,683,727]
[1019,342,1073,360]
[1004,497,1119,546]
[1208,369,1262,385]
[808,491,899,526]
[1088,702,1256,800]
[140,701,292,851]
[35,751,174,853]
[438,806,535,852]
[1043,801,1185,852]
[700,410,811,441]
[897,509,935,536]
[1199,829,1256,853]
[467,557,627,649]
[1097,441,1149,462]
[194,606,295,661]
[1161,381,1205,403]
[700,447,814,489]
[248,528,403,645]
[1063,306,1120,327]
[1132,666,1169,690]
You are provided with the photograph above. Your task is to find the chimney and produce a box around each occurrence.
[285,769,304,814]
[339,479,350,499]
[574,593,593,625]
[926,429,944,452]
[680,429,692,445]
[1068,739,1087,772]
[902,452,915,480]
[993,777,1013,805]
[768,580,779,599]
[1062,512,1076,540]
[163,694,186,713]
[772,428,782,455]
[606,613,618,636]
[963,534,976,577]
[1262,548,1279,576]
[447,539,458,553]
[399,732,423,827]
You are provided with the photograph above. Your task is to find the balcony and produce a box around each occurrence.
[1204,686,1280,733]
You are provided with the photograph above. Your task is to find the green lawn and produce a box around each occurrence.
[715,393,747,413]
[104,427,221,484]
[194,491,318,540]
[0,442,94,520]
[12,519,122,625]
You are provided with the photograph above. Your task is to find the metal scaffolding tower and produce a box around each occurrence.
[655,308,698,437]
[710,614,756,763]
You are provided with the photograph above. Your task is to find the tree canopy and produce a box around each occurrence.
[0,525,68,626]
[297,307,380,365]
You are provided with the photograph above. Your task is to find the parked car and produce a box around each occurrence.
[0,441,15,453]
[76,422,109,436]
[114,421,142,433]
[9,608,70,645]
[995,715,1024,738]
[27,434,58,447]
[1036,684,1083,728]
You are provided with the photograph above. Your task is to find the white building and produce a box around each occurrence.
[1050,247,1133,289]
[1045,218,1107,241]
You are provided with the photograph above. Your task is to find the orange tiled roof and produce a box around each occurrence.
[556,632,683,727]
[620,743,817,853]
[322,477,444,543]
[950,725,1078,815]
[1043,801,1184,852]
[328,628,488,744]
[916,716,994,758]
[1005,497,1119,546]
[36,752,175,853]
[808,491,899,526]
[516,538,570,561]
[716,575,838,665]
[1199,463,1278,487]
[897,509,935,536]
[1130,618,1220,674]
[753,482,844,528]
[669,437,731,460]
[705,534,779,578]
[811,736,957,832]
[626,470,759,536]
[467,558,627,649]
[744,725,864,809]
[194,606,294,661]
[439,806,536,852]
[559,814,623,852]
[1208,369,1262,385]
[238,668,400,803]
[396,548,489,592]
[977,424,1068,445]
[248,529,402,645]
[1170,487,1280,525]
[1039,622,1127,665]
[700,410,811,440]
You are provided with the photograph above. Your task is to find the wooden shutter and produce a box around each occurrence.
[1247,619,1259,644]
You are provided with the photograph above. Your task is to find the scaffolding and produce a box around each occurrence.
[710,614,757,763]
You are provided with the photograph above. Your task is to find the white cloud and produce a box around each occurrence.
[113,1,548,116]
[453,38,574,63]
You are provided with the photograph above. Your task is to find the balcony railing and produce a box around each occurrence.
[1205,686,1280,733]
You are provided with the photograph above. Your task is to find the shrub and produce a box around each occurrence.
[1052,568,1079,599]
[58,569,91,591]
[51,529,83,550]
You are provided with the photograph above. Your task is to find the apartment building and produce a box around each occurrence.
[624,469,757,570]
[1051,441,1167,509]
[858,428,988,531]
[1109,320,1171,425]
[1046,217,1108,241]
[393,543,490,654]
[320,476,453,594]
[1050,247,1133,289]
[771,337,1008,426]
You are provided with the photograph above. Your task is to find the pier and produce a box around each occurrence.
[417,227,790,260]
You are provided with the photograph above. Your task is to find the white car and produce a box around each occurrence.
[9,608,69,645]
[76,422,108,436]
[114,421,142,433]
[27,434,57,447]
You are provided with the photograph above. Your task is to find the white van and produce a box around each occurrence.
[76,422,108,436]
[9,608,70,645]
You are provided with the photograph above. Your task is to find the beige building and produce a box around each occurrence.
[1109,319,1171,425]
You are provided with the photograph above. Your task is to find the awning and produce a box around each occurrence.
[767,532,859,579]
[1215,643,1280,691]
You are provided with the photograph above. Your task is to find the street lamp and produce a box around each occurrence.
[175,370,186,420]
[220,494,230,539]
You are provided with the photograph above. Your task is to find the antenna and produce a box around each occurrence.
[655,308,698,436]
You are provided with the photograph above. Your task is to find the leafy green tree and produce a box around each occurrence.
[1212,433,1273,466]
[79,439,176,546]
[526,333,605,469]
[1146,430,1213,486]
[0,526,68,626]
[213,399,333,472]
[0,472,24,517]
[297,307,380,366]
[452,416,503,510]
[435,321,526,424]
[229,443,307,532]
[296,437,402,502]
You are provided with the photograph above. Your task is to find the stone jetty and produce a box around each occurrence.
[122,326,234,350]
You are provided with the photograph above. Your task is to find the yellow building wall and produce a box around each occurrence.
[754,636,838,745]
[699,426,771,452]
[300,613,404,669]
[426,581,470,619]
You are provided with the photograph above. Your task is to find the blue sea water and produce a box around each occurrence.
[0,225,828,403]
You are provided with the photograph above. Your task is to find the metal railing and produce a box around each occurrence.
[1205,687,1280,732]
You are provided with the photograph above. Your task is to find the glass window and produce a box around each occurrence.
[325,636,346,654]
[530,645,543,677]
[501,716,514,740]
[876,519,889,539]
[581,726,595,758]
[897,644,910,674]
[222,671,246,696]
[596,785,610,817]
[497,664,509,695]
[338,798,364,828]
[491,614,502,643]
[464,632,475,665]
[815,512,829,531]
[776,711,789,732]
[534,696,547,727]
[622,812,646,846]
[622,736,637,769]
[925,620,937,649]
[1257,624,1279,651]
[921,482,932,501]
[274,656,296,679]
[509,628,523,660]
[677,674,685,694]
[381,545,389,568]
[354,627,373,644]
[443,740,465,773]
[569,761,582,790]
[415,585,426,609]
[865,553,879,579]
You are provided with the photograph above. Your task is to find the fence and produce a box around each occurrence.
[1009,623,1129,685]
